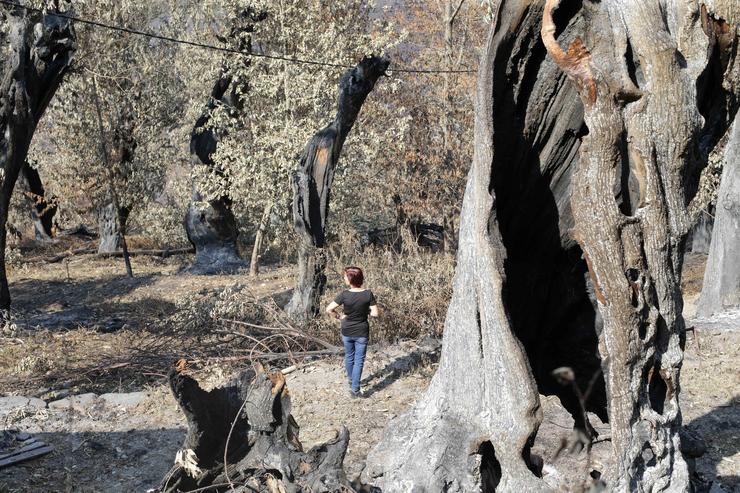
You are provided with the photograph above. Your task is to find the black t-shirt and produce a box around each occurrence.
[334,289,376,338]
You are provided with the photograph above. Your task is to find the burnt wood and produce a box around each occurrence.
[0,4,76,310]
[156,362,351,493]
[287,56,390,318]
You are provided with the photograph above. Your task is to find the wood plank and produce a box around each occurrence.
[0,445,53,468]
[0,440,45,461]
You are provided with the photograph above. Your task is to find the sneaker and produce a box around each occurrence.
[349,389,362,398]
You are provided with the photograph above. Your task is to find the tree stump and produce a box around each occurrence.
[156,361,351,493]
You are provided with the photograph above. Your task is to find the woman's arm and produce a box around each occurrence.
[369,304,379,318]
[326,301,341,319]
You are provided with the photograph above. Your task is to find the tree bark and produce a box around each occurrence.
[286,56,389,318]
[364,11,549,491]
[0,3,75,311]
[542,0,738,489]
[249,201,273,277]
[156,362,351,493]
[698,113,740,317]
[97,203,129,254]
[19,162,56,241]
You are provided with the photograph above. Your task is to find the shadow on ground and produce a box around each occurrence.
[0,428,184,492]
[10,275,159,331]
[688,395,740,492]
[360,340,441,397]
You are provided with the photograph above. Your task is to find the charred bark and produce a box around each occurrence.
[542,0,738,489]
[183,9,266,275]
[19,161,56,241]
[183,73,243,274]
[156,362,350,493]
[287,56,389,318]
[698,114,740,317]
[0,3,75,310]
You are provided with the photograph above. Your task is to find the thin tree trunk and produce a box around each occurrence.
[91,77,133,278]
[0,4,75,311]
[249,201,273,277]
[441,0,465,165]
[542,0,737,489]
[286,56,389,319]
[698,113,740,317]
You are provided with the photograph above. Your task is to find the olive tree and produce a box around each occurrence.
[365,0,738,491]
[0,0,76,311]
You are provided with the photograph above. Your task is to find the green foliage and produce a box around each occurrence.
[30,0,219,239]
[197,0,409,254]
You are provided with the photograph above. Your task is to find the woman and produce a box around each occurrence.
[326,266,379,398]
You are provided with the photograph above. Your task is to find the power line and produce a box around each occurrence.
[0,0,475,75]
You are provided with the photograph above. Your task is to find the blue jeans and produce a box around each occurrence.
[342,335,368,393]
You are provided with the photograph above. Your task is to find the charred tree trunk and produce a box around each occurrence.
[183,8,267,275]
[184,74,244,275]
[286,56,389,318]
[367,0,737,491]
[19,162,56,241]
[542,0,738,489]
[698,113,740,317]
[0,3,75,311]
[156,362,350,493]
[249,201,273,277]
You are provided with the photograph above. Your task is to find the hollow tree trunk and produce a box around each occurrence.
[364,12,548,491]
[155,362,351,492]
[249,201,273,276]
[286,56,389,318]
[542,0,738,489]
[0,4,75,311]
[698,113,740,317]
[19,162,56,241]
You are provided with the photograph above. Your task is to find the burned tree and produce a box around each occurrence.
[156,362,351,493]
[19,161,56,241]
[365,0,738,491]
[0,2,75,310]
[183,8,267,275]
[286,56,389,318]
[184,74,244,274]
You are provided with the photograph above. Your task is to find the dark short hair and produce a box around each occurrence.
[344,266,364,287]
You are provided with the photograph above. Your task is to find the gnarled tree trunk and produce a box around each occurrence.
[184,74,244,275]
[366,0,738,491]
[364,10,552,491]
[542,0,738,489]
[698,113,740,317]
[286,56,389,318]
[0,3,75,311]
[19,161,56,242]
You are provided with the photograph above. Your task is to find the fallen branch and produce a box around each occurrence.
[41,247,194,263]
[219,318,340,351]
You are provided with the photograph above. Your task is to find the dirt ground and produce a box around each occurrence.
[0,248,737,492]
